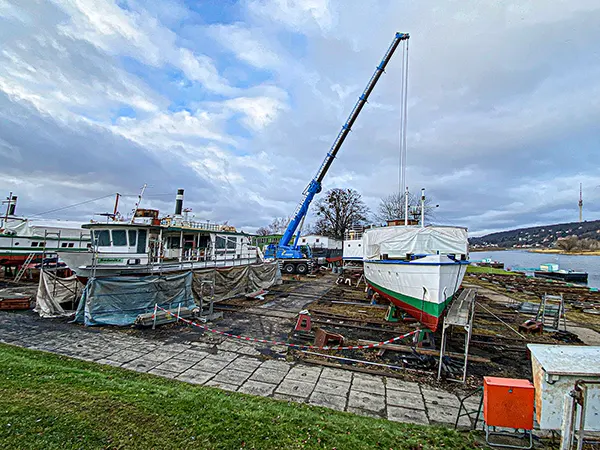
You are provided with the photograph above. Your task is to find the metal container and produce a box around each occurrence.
[484,377,534,429]
[528,344,600,431]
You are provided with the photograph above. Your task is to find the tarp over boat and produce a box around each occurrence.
[74,272,195,326]
[72,262,281,326]
[35,269,84,318]
[364,226,468,260]
[192,261,281,302]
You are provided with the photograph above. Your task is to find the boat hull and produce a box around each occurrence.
[534,271,588,284]
[364,256,469,331]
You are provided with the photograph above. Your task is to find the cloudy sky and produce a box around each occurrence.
[1,0,599,236]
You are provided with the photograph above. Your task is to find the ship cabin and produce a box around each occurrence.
[84,209,257,267]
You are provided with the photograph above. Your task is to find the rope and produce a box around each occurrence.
[30,193,116,217]
[155,305,419,351]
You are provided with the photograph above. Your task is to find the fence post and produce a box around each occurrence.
[152,303,158,330]
[176,303,181,323]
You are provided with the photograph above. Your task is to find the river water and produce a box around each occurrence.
[471,250,600,289]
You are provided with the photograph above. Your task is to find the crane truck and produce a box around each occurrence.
[264,32,410,274]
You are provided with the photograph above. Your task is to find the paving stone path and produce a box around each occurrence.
[0,310,482,428]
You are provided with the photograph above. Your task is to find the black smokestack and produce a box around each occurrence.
[175,189,184,215]
[8,196,16,215]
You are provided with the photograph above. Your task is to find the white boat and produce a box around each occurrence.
[58,190,262,281]
[363,225,470,331]
[0,195,90,268]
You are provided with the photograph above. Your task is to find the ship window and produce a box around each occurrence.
[227,237,236,249]
[68,243,74,248]
[95,230,110,247]
[31,242,39,247]
[358,244,361,247]
[61,243,68,248]
[316,238,320,243]
[112,230,127,246]
[39,242,45,247]
[216,236,226,249]
[128,230,137,246]
[168,236,180,249]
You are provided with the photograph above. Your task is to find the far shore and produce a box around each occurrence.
[470,247,600,256]
[528,248,600,256]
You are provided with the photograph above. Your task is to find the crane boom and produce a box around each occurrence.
[269,32,409,260]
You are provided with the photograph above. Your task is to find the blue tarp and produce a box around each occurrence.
[74,271,194,326]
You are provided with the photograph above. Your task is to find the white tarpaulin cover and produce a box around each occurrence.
[1,218,89,239]
[35,270,84,318]
[363,226,468,259]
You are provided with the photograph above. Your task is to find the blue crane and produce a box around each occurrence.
[265,32,409,273]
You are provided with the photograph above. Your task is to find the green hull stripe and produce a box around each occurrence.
[367,279,454,318]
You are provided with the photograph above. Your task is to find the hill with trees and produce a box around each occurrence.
[470,219,600,249]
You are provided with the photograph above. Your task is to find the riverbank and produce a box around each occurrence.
[528,248,600,256]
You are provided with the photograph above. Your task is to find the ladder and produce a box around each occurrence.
[535,293,566,331]
[14,253,35,282]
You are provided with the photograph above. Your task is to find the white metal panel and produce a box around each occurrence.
[528,344,600,431]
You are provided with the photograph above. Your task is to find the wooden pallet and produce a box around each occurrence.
[0,295,32,310]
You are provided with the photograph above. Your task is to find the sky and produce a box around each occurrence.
[0,0,599,237]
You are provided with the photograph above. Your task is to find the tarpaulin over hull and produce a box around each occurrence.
[35,270,84,318]
[74,272,194,326]
[364,226,468,260]
[192,261,281,302]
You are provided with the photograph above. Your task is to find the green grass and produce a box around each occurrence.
[467,265,516,276]
[0,343,479,450]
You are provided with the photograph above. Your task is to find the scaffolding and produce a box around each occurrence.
[437,288,477,383]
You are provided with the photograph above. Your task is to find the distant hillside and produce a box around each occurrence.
[470,219,600,248]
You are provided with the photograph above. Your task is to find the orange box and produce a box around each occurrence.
[483,377,534,429]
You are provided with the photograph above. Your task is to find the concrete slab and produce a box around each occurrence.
[205,380,239,392]
[427,403,467,427]
[275,379,315,399]
[351,374,386,396]
[172,349,210,363]
[387,406,429,425]
[147,368,179,379]
[216,340,244,352]
[210,350,239,363]
[386,390,425,410]
[96,358,123,367]
[347,390,385,414]
[154,358,197,373]
[238,380,277,397]
[250,367,288,385]
[103,349,145,364]
[212,368,252,386]
[193,356,233,373]
[346,407,383,419]
[422,388,460,408]
[143,349,178,362]
[309,391,347,411]
[273,393,307,404]
[161,343,192,353]
[226,356,262,373]
[121,357,159,373]
[259,359,292,372]
[320,367,353,383]
[233,345,262,357]
[314,378,350,397]
[285,365,322,383]
[385,378,420,392]
[176,369,215,385]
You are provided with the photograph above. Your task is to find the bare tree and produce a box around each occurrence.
[373,191,437,224]
[312,188,369,240]
[255,217,289,236]
[555,236,579,252]
[255,227,270,236]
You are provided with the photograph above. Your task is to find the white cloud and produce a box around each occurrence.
[247,0,334,32]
